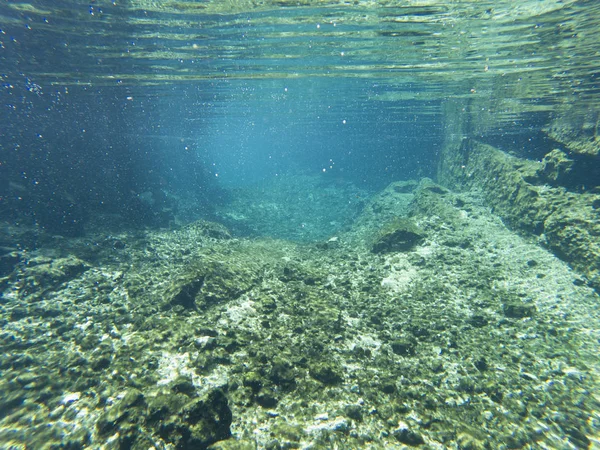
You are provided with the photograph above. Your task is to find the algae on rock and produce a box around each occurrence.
[371,217,425,254]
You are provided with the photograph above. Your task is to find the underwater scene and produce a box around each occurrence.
[1,0,600,448]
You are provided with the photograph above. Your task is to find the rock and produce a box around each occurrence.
[545,116,600,157]
[437,138,600,291]
[171,376,197,396]
[96,389,145,435]
[0,250,19,278]
[179,389,232,448]
[18,255,91,297]
[502,302,536,319]
[456,431,486,450]
[166,260,258,311]
[538,149,574,184]
[268,358,296,389]
[243,371,263,393]
[171,276,205,310]
[468,314,489,328]
[183,220,232,240]
[344,404,363,422]
[393,423,424,446]
[90,355,112,371]
[474,357,488,372]
[380,383,396,394]
[438,140,549,233]
[149,388,232,449]
[391,180,420,193]
[390,338,416,356]
[409,178,462,225]
[96,385,232,449]
[265,439,282,450]
[256,393,278,408]
[372,218,425,253]
[200,262,257,306]
[565,426,591,448]
[309,362,343,385]
[543,204,600,292]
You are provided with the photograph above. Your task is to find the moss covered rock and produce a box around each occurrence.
[309,362,343,385]
[372,218,425,253]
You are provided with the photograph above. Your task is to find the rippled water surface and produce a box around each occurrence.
[3,1,599,121]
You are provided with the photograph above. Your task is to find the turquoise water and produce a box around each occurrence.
[1,1,599,448]
[2,1,598,233]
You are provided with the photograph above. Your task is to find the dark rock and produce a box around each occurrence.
[265,439,282,450]
[10,307,28,321]
[381,383,396,394]
[372,219,425,253]
[502,302,536,318]
[0,388,26,418]
[393,426,425,446]
[148,388,232,449]
[344,404,363,422]
[474,357,488,372]
[269,358,296,389]
[243,371,263,393]
[97,389,145,435]
[392,180,419,193]
[391,338,416,356]
[177,389,232,449]
[11,353,36,369]
[172,376,197,396]
[197,327,219,337]
[91,356,112,371]
[431,362,444,373]
[422,184,448,195]
[409,326,430,338]
[221,337,240,353]
[309,362,343,385]
[37,307,62,318]
[147,393,184,423]
[256,393,278,408]
[0,251,19,277]
[565,426,591,448]
[468,314,488,328]
[171,277,205,310]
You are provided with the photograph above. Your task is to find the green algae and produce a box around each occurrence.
[371,217,425,254]
[0,178,599,448]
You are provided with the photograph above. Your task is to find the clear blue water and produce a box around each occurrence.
[3,1,597,237]
[0,2,599,448]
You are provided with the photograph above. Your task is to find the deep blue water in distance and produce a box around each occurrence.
[1,3,600,448]
[1,1,598,236]
[1,76,440,236]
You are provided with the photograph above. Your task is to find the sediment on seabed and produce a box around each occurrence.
[1,178,598,449]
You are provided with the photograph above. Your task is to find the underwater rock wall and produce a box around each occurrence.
[545,109,600,158]
[438,133,600,292]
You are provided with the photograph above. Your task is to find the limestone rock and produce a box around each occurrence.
[538,149,575,184]
[372,218,424,254]
[437,138,600,291]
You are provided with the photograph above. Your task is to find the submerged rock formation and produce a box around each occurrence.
[1,178,598,449]
[438,137,600,292]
